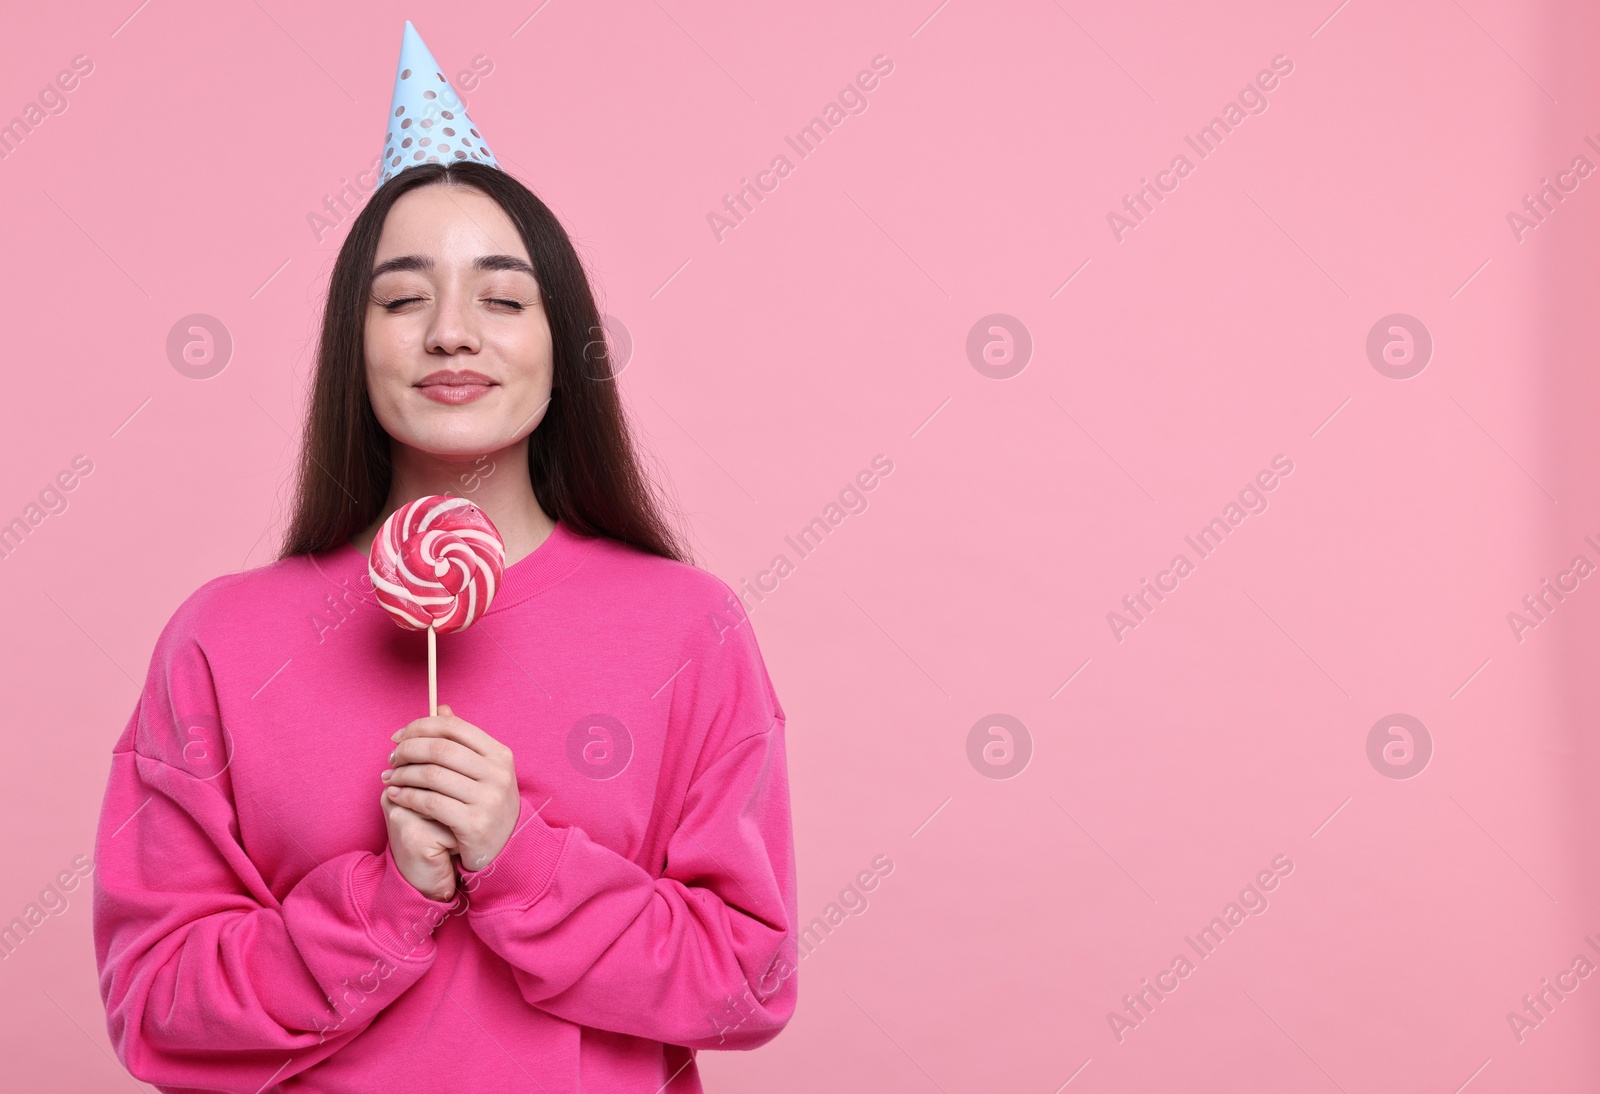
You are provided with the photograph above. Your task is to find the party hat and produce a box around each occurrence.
[378,20,500,187]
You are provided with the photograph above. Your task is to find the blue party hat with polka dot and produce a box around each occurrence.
[379,21,500,186]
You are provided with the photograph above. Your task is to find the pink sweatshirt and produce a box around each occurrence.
[92,519,797,1093]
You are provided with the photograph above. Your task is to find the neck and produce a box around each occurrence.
[351,436,555,566]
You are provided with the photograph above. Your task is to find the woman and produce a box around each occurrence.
[91,160,798,1093]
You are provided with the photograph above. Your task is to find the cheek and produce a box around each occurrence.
[363,317,392,379]
[501,319,555,387]
[361,334,418,428]
[505,329,556,432]
[366,310,411,354]
[363,319,418,384]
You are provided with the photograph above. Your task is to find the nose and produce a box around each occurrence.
[425,284,481,355]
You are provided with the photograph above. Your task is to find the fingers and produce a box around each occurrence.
[389,735,491,780]
[383,760,479,804]
[384,783,471,833]
[393,707,511,764]
[380,791,461,848]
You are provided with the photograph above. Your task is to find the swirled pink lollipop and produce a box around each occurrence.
[368,495,505,715]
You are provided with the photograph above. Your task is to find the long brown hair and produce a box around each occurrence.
[276,161,689,564]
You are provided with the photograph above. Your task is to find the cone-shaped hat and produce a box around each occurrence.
[379,21,500,186]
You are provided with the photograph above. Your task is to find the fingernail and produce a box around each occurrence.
[391,729,401,742]
[380,770,391,781]
[388,751,396,765]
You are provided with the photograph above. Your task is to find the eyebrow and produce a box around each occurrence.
[370,253,537,279]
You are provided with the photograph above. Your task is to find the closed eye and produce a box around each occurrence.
[380,298,525,311]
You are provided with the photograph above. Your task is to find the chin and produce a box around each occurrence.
[419,437,496,458]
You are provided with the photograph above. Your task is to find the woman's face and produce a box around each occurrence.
[363,182,553,462]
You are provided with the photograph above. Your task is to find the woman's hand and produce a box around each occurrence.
[383,704,521,872]
[380,790,459,902]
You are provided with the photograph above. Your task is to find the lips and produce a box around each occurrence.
[416,369,495,388]
[415,370,497,405]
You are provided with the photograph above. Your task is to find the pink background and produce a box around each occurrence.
[3,0,1599,1089]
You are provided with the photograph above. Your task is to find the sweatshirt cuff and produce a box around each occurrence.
[350,845,463,961]
[458,793,569,914]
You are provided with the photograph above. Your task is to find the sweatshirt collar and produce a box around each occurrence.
[321,516,595,616]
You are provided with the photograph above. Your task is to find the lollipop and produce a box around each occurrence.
[368,495,505,715]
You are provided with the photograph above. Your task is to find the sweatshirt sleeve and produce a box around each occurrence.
[92,595,460,1092]
[457,606,799,1050]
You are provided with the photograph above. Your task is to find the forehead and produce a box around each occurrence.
[373,184,528,264]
